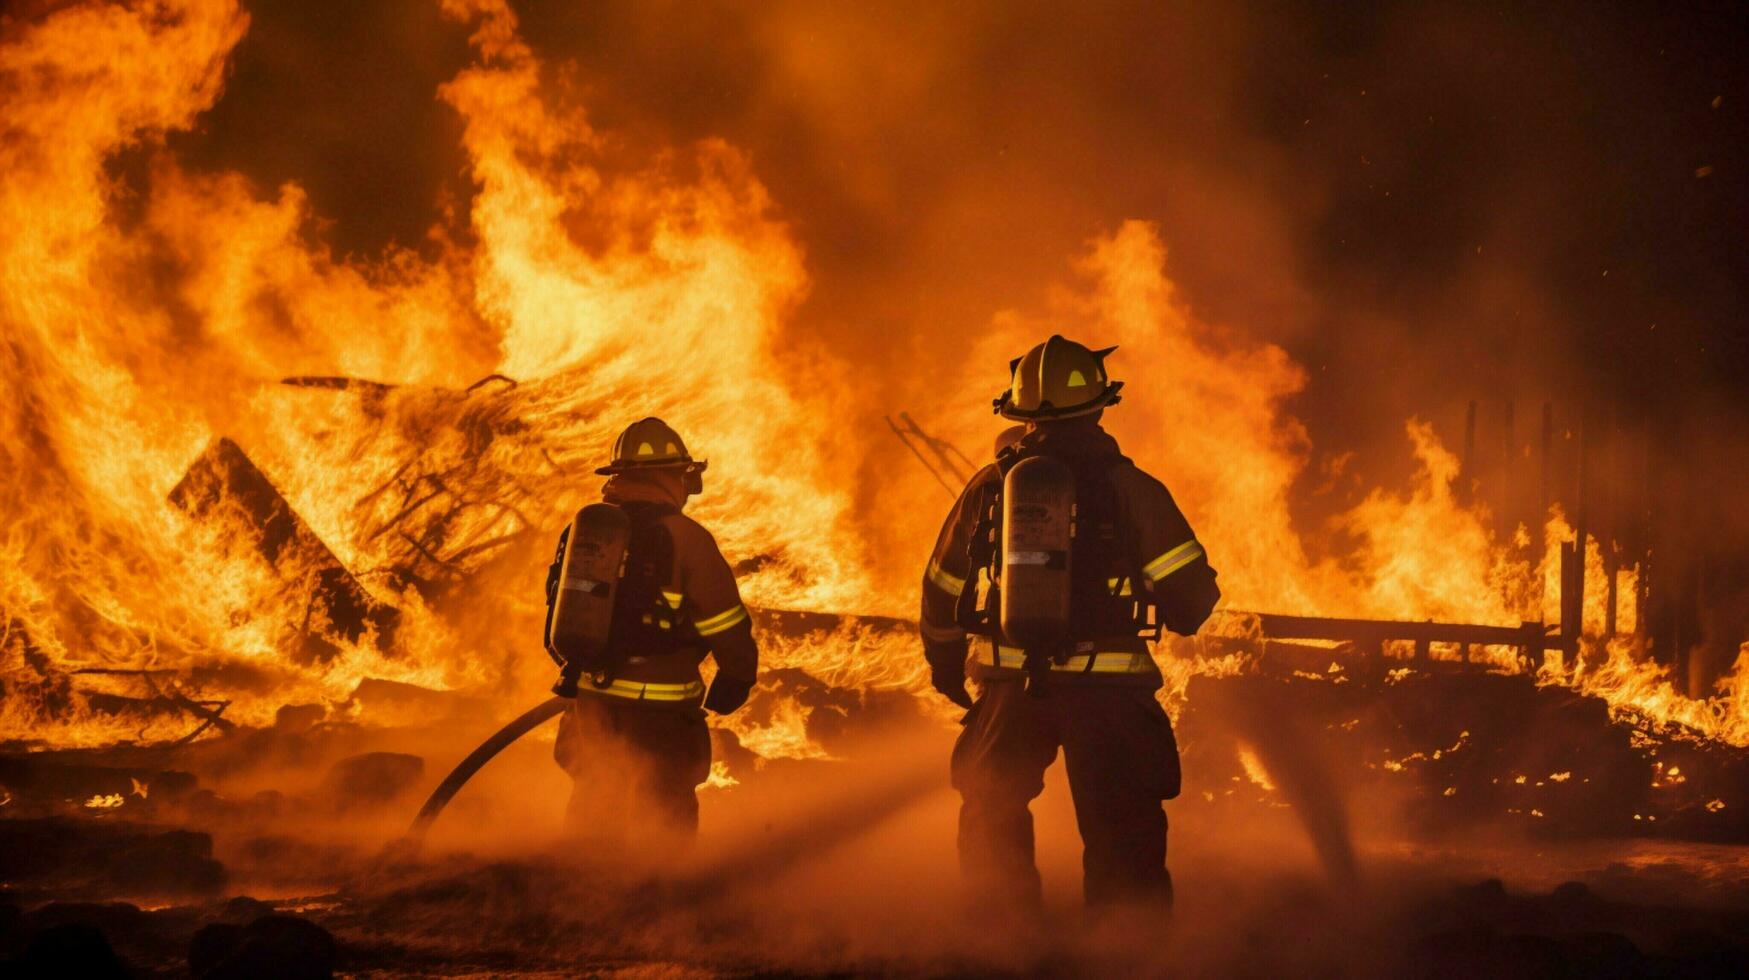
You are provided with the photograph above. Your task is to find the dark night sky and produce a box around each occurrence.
[156,0,1748,525]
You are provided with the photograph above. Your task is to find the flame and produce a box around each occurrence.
[1,0,867,746]
[698,760,739,792]
[1541,641,1749,747]
[717,696,831,763]
[1235,744,1276,793]
[0,0,1742,761]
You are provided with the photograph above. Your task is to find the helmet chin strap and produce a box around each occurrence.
[1030,408,1103,430]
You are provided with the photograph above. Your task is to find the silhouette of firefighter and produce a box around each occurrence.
[920,336,1220,910]
[546,417,758,846]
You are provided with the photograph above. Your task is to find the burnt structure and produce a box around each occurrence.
[169,438,400,661]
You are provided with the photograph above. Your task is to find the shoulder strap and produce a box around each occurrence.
[1067,455,1161,639]
[608,504,684,657]
[954,476,1001,634]
[541,525,571,664]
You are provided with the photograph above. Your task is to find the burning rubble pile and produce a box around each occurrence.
[3,367,1744,845]
[4,367,925,754]
[0,0,885,754]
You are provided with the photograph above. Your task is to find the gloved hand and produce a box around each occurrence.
[931,661,974,709]
[703,673,755,715]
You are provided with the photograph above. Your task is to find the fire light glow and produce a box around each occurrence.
[0,0,1744,762]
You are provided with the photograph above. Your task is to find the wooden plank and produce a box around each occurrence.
[170,437,400,661]
[1252,612,1551,649]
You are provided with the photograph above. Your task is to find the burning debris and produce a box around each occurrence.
[1179,662,1749,843]
[169,437,400,662]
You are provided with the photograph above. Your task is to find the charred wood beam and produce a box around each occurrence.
[1561,540,1585,654]
[55,669,233,744]
[0,759,198,802]
[886,411,977,497]
[742,606,1560,657]
[153,685,236,736]
[444,529,531,565]
[280,376,396,396]
[167,711,227,747]
[355,459,415,510]
[750,608,915,639]
[1252,612,1554,651]
[169,437,400,661]
[465,373,518,393]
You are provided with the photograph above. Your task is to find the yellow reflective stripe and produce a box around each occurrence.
[1070,652,1152,673]
[1106,577,1133,596]
[579,678,706,702]
[1143,539,1203,582]
[693,604,749,636]
[926,561,966,597]
[979,644,1153,674]
[920,618,967,643]
[661,591,685,609]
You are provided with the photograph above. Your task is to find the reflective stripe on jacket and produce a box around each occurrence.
[918,419,1220,687]
[600,474,758,696]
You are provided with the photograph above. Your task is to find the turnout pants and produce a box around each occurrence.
[553,693,712,848]
[952,678,1181,908]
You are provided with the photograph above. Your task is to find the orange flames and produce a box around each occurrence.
[1,0,1743,753]
[1,0,868,745]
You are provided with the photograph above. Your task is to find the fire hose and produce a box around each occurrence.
[398,695,569,849]
[394,515,611,853]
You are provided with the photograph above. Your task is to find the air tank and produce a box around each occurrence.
[546,503,630,680]
[999,455,1075,652]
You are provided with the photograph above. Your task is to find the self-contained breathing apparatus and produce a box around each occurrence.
[954,445,1163,692]
[543,502,694,697]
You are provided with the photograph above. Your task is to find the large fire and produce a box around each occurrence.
[2,0,1745,765]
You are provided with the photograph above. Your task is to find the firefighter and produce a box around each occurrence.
[550,417,758,848]
[919,335,1220,911]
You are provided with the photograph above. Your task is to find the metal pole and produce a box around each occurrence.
[1539,402,1554,622]
[1502,399,1517,538]
[885,415,958,498]
[1461,400,1478,506]
[1637,423,1652,640]
[1604,405,1619,639]
[1573,407,1590,655]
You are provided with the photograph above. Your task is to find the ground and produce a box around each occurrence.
[3,689,1748,977]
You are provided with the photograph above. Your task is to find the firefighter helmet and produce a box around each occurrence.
[595,417,708,476]
[993,335,1123,420]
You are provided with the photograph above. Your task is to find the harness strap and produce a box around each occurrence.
[579,677,706,703]
[976,641,1154,674]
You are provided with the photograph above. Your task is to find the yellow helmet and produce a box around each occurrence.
[595,417,707,476]
[993,335,1122,420]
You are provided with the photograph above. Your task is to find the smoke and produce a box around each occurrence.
[335,708,1380,975]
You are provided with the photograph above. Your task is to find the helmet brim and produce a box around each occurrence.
[994,382,1123,421]
[594,458,707,477]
